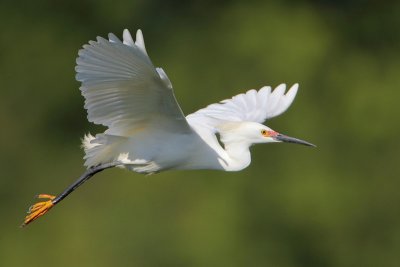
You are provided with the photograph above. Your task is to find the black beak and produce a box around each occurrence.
[274,134,316,147]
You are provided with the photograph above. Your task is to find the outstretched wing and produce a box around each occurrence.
[186,84,298,130]
[76,29,192,136]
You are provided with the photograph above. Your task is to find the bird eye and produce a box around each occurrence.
[261,130,268,136]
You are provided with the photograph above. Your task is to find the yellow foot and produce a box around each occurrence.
[21,194,56,227]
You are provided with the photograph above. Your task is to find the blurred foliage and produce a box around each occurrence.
[1,0,400,266]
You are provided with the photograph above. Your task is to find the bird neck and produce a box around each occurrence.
[221,141,252,171]
[213,126,253,171]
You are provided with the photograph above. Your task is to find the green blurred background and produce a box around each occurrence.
[1,0,399,266]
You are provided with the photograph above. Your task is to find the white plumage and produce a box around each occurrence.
[76,29,313,173]
[22,29,315,227]
[186,83,298,131]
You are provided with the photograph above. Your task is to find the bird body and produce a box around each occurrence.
[83,120,256,173]
[22,29,315,227]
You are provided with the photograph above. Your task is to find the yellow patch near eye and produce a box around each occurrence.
[261,130,268,137]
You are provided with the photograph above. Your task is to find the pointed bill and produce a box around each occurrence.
[273,134,316,147]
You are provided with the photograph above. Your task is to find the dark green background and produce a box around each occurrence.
[1,1,399,266]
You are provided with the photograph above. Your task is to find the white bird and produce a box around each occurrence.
[22,29,315,227]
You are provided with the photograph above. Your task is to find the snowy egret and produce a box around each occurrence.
[22,29,315,227]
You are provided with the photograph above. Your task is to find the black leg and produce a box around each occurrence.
[22,162,121,227]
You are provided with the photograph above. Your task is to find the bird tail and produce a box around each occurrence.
[82,133,126,168]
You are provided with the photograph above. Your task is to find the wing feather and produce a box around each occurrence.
[76,29,191,136]
[186,84,299,131]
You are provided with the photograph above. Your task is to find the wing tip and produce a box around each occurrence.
[122,29,134,46]
[286,83,299,97]
[125,28,146,55]
[289,83,299,92]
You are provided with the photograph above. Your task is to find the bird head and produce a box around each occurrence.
[218,122,315,147]
[256,122,315,147]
